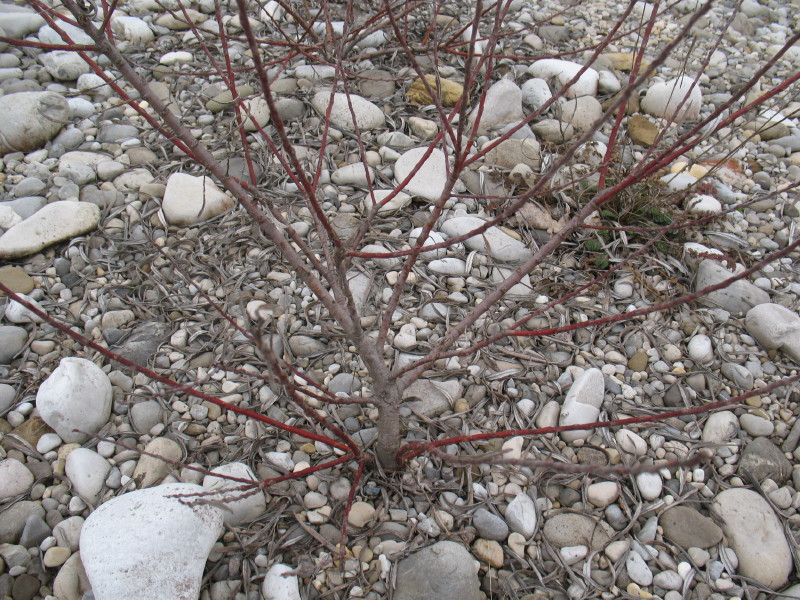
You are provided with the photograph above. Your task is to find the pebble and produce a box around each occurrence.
[586,481,619,507]
[161,172,235,226]
[504,493,537,538]
[528,59,598,98]
[558,368,605,442]
[310,92,385,130]
[202,462,267,525]
[393,541,479,600]
[0,91,69,155]
[394,147,448,201]
[641,75,702,121]
[745,303,800,362]
[0,458,34,500]
[440,215,533,263]
[469,78,524,133]
[262,563,301,600]
[347,502,376,527]
[65,448,110,506]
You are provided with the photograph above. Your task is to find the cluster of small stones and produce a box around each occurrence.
[0,0,799,598]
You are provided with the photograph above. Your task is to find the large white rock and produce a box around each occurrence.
[745,303,800,363]
[0,4,45,39]
[0,201,100,259]
[361,190,412,215]
[470,78,524,134]
[558,368,605,442]
[241,96,271,132]
[528,59,599,98]
[394,147,448,201]
[36,357,112,443]
[440,215,532,263]
[701,410,739,443]
[310,92,384,130]
[641,75,702,122]
[65,448,111,506]
[711,488,792,589]
[37,22,93,45]
[80,483,224,600]
[39,51,91,80]
[521,78,552,111]
[262,563,301,600]
[505,493,537,538]
[695,259,770,314]
[0,91,69,155]
[0,458,34,500]
[202,462,267,525]
[110,15,154,44]
[162,173,235,226]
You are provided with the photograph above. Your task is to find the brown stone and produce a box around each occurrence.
[628,114,660,147]
[627,351,649,372]
[660,506,723,549]
[603,52,652,72]
[2,416,53,451]
[407,75,465,107]
[0,266,34,294]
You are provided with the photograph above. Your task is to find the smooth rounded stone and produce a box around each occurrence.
[402,379,460,418]
[482,138,541,169]
[685,194,722,215]
[394,147,448,201]
[132,437,183,488]
[531,118,577,144]
[738,436,792,483]
[555,96,603,132]
[739,413,774,437]
[469,78,524,134]
[635,472,662,500]
[0,458,33,500]
[702,410,738,443]
[262,563,301,600]
[641,75,702,122]
[394,541,479,600]
[161,172,235,226]
[0,325,27,364]
[745,303,800,363]
[36,357,112,443]
[110,15,154,43]
[0,91,69,155]
[521,77,552,111]
[288,334,327,357]
[0,266,33,294]
[65,448,111,506]
[687,334,714,365]
[43,546,71,568]
[528,59,598,98]
[38,51,90,80]
[660,506,723,550]
[328,373,361,395]
[543,513,613,551]
[80,483,224,600]
[240,96,271,132]
[586,481,619,508]
[13,177,46,197]
[711,488,792,589]
[361,190,411,215]
[505,493,536,538]
[695,259,770,315]
[661,171,697,192]
[0,4,44,38]
[52,550,91,600]
[38,22,93,46]
[472,508,509,541]
[0,197,45,220]
[294,64,336,80]
[0,501,44,544]
[310,92,384,130]
[37,432,61,453]
[626,550,653,586]
[202,462,266,525]
[627,114,660,146]
[440,215,532,263]
[406,74,464,107]
[98,124,139,143]
[19,512,50,548]
[615,429,647,455]
[4,293,44,323]
[720,362,754,390]
[331,163,374,186]
[598,69,621,94]
[357,69,395,99]
[347,502,376,527]
[558,368,604,442]
[428,258,467,275]
[0,201,100,259]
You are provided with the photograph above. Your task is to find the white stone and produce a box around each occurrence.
[39,51,90,80]
[505,493,536,538]
[683,242,724,269]
[0,205,20,229]
[661,171,697,191]
[65,448,111,506]
[295,65,336,80]
[159,51,193,65]
[521,78,552,111]
[470,78,524,134]
[77,73,112,97]
[0,458,33,500]
[635,472,663,500]
[695,259,770,314]
[37,432,62,453]
[615,429,647,455]
[560,545,588,565]
[598,70,621,94]
[262,563,301,600]
[501,436,525,460]
[687,334,714,364]
[80,483,224,600]
[702,411,738,443]
[394,147,448,201]
[626,550,653,586]
[428,258,467,275]
[586,481,619,507]
[242,96,271,132]
[440,216,532,263]
[558,368,604,442]
[685,194,721,215]
[408,227,447,259]
[711,488,792,589]
[0,5,45,38]
[162,173,235,226]
[111,15,154,44]
[528,59,599,98]
[310,92,384,130]
[0,91,69,155]
[36,357,112,443]
[202,462,267,525]
[331,163,374,186]
[361,190,411,215]
[393,323,417,350]
[408,116,438,139]
[4,294,44,323]
[745,303,800,363]
[555,96,603,132]
[0,201,100,260]
[641,75,702,122]
[38,22,93,45]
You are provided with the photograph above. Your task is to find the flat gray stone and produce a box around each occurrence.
[394,541,479,600]
[0,201,100,259]
[0,91,69,155]
[738,436,792,483]
[659,506,722,549]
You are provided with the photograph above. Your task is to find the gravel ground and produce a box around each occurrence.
[0,0,800,598]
